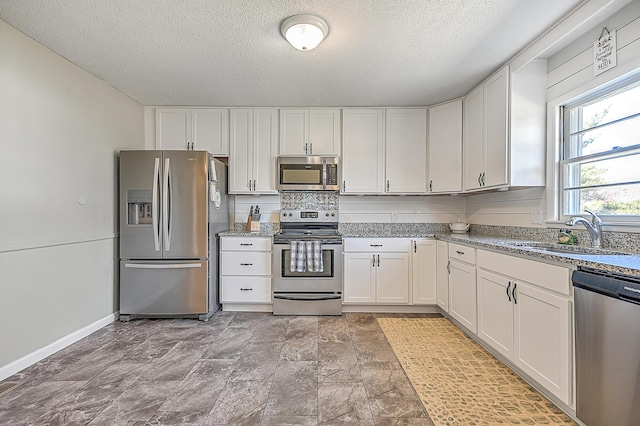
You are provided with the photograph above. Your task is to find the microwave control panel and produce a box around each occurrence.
[326,164,338,185]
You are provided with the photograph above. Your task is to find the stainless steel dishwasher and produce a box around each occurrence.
[572,267,640,426]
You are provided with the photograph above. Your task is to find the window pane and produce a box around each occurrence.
[564,183,640,215]
[579,83,640,130]
[564,153,640,188]
[568,115,640,157]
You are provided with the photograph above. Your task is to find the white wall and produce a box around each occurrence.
[465,1,640,227]
[0,20,144,376]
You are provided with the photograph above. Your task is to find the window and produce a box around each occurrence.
[561,78,640,219]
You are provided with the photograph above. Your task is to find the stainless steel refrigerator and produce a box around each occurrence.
[118,150,230,321]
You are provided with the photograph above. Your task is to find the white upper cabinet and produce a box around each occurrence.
[428,100,462,193]
[341,109,385,194]
[463,61,546,191]
[279,109,341,156]
[155,108,229,155]
[228,109,278,194]
[385,108,428,194]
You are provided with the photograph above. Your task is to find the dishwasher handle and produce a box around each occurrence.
[573,269,640,304]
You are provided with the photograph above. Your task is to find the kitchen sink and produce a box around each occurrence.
[506,242,632,256]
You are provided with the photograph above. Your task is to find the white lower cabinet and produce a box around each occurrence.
[476,249,572,405]
[343,238,410,304]
[220,237,272,304]
[411,239,437,305]
[435,241,449,311]
[448,243,477,333]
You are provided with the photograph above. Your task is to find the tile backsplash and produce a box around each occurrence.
[280,191,339,211]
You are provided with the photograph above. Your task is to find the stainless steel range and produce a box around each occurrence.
[272,208,342,315]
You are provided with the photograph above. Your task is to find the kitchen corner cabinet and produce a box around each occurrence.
[341,109,385,194]
[448,243,477,333]
[463,61,546,191]
[411,239,437,305]
[428,100,462,193]
[385,109,428,194]
[476,249,572,405]
[220,237,272,304]
[229,109,278,194]
[435,240,449,311]
[343,238,410,304]
[155,108,229,155]
[279,109,341,156]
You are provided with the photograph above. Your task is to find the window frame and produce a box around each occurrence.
[547,67,640,231]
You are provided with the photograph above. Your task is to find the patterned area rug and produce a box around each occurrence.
[377,317,576,426]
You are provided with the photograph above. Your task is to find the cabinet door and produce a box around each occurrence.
[483,66,509,188]
[253,109,278,194]
[436,241,449,311]
[377,252,410,304]
[385,109,427,194]
[449,260,477,333]
[342,109,385,194]
[477,269,514,359]
[309,109,341,155]
[156,108,190,150]
[279,109,308,155]
[412,239,436,305]
[428,100,462,193]
[463,86,484,190]
[514,282,571,404]
[192,109,229,155]
[229,109,253,194]
[343,253,376,304]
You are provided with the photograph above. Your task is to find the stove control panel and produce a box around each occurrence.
[280,209,337,223]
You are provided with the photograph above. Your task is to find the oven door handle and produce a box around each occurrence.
[274,294,342,301]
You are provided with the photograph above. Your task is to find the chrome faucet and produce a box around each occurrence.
[564,209,603,248]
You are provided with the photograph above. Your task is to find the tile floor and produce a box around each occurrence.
[0,312,435,425]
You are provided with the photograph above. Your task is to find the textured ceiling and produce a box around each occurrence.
[0,0,583,107]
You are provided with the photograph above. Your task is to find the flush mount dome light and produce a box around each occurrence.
[280,15,329,51]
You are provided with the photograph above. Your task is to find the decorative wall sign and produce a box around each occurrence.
[594,27,616,76]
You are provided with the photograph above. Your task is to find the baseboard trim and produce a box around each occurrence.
[0,312,117,382]
[342,305,440,313]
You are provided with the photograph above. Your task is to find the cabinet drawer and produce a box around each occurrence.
[477,250,571,295]
[221,252,271,275]
[221,277,271,303]
[449,243,476,265]
[221,237,271,251]
[343,238,410,252]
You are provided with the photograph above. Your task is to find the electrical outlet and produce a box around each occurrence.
[391,212,398,222]
[530,210,543,224]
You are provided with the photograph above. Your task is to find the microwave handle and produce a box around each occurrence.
[322,160,327,190]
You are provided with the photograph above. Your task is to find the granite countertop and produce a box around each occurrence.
[440,233,640,278]
[218,230,275,238]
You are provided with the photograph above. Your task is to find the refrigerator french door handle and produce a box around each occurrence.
[124,263,202,269]
[163,157,172,251]
[152,157,161,251]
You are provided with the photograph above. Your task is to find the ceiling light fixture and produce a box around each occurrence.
[280,15,329,51]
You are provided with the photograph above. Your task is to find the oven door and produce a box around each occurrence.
[273,243,342,292]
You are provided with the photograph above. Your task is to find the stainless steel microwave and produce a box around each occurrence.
[277,156,340,191]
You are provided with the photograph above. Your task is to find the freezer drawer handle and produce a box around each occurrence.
[124,263,202,269]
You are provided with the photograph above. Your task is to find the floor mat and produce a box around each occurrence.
[377,317,576,426]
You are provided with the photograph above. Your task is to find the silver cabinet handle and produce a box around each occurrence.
[240,288,253,291]
[507,281,512,302]
[240,263,253,266]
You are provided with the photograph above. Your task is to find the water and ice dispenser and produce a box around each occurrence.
[127,190,153,225]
